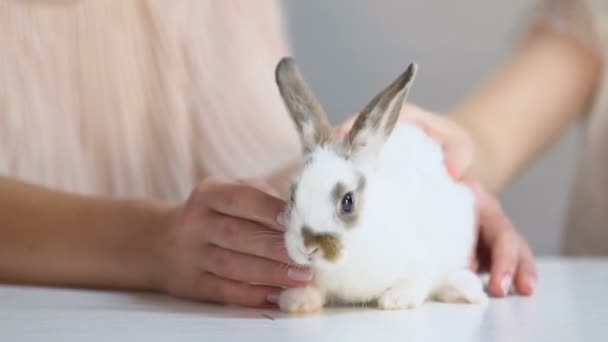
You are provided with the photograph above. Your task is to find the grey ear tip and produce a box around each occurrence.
[278,56,296,69]
[276,56,297,82]
[406,62,418,78]
[280,56,295,64]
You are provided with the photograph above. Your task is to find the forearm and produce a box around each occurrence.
[0,176,173,291]
[450,26,602,193]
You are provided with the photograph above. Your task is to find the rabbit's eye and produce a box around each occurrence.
[341,192,354,213]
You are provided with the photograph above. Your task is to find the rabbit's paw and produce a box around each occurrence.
[378,284,429,310]
[278,287,325,314]
[433,269,488,305]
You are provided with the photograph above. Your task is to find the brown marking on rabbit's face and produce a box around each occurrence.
[331,174,366,228]
[302,225,342,261]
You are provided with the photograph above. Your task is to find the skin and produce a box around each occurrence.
[0,176,311,308]
[444,24,601,296]
[1,23,599,308]
[0,114,528,307]
[0,120,347,309]
[418,24,600,297]
[449,25,602,193]
[337,25,603,298]
[337,109,532,297]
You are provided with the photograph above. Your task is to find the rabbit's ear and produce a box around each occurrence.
[276,57,332,155]
[344,63,417,162]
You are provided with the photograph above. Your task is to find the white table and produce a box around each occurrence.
[1,257,606,341]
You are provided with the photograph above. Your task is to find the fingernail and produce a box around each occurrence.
[266,291,281,304]
[501,274,512,296]
[276,208,288,227]
[444,160,460,180]
[265,186,280,198]
[288,267,313,282]
[527,276,537,293]
[253,181,280,197]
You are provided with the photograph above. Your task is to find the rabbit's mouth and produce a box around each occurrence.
[286,241,341,267]
[298,245,320,263]
[299,243,347,270]
[285,227,346,267]
[285,231,313,266]
[286,244,318,266]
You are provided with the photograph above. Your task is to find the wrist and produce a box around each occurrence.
[447,114,501,193]
[120,198,177,292]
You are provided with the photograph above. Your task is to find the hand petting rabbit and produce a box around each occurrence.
[274,57,487,313]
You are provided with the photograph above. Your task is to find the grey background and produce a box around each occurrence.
[282,0,582,256]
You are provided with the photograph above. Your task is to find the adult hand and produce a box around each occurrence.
[466,179,537,297]
[337,104,538,297]
[160,177,310,308]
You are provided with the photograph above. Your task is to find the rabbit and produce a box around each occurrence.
[274,57,488,314]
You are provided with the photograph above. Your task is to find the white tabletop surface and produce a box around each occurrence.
[1,257,607,341]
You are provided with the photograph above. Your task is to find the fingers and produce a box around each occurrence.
[471,180,522,297]
[200,179,286,231]
[487,234,537,297]
[474,184,538,298]
[206,213,294,265]
[192,272,283,308]
[514,244,538,296]
[203,245,311,287]
[476,186,510,243]
[487,231,520,297]
[238,179,281,198]
[467,254,479,272]
[338,104,476,182]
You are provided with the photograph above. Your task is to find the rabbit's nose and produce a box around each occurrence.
[308,247,320,256]
[298,245,319,257]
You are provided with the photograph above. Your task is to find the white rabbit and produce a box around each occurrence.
[274,57,487,314]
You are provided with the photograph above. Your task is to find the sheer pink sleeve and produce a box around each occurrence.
[523,0,608,53]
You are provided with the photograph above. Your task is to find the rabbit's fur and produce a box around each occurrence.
[275,57,487,313]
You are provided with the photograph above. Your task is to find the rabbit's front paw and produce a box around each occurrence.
[378,285,428,310]
[278,287,325,314]
[433,269,488,305]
